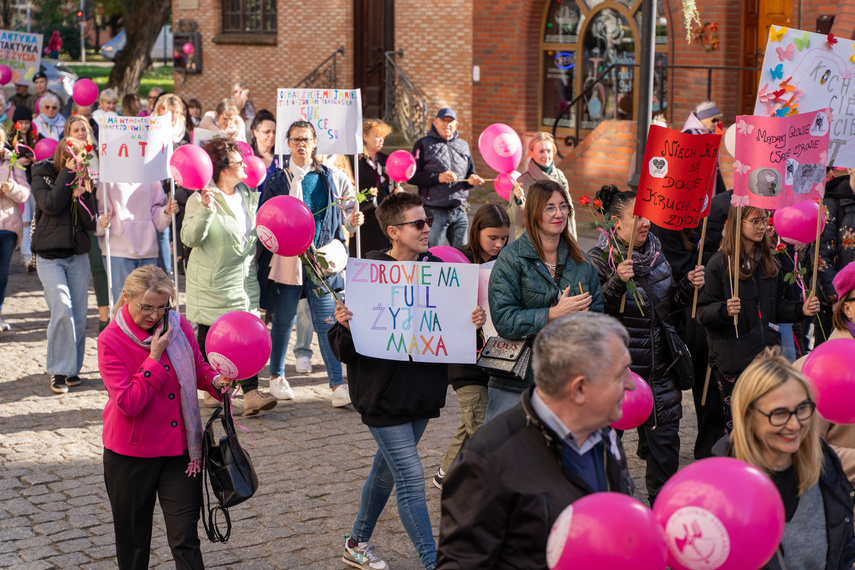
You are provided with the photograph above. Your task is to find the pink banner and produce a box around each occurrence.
[732,109,830,210]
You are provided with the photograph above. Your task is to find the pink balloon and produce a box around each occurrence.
[774,201,824,245]
[803,338,855,424]
[386,150,416,183]
[170,145,213,190]
[547,493,667,570]
[610,370,654,430]
[654,457,784,570]
[236,141,253,157]
[0,65,12,85]
[256,195,315,256]
[205,311,271,380]
[242,155,267,189]
[72,78,99,107]
[34,97,42,115]
[478,123,522,174]
[33,138,58,161]
[182,42,195,55]
[429,245,470,263]
[494,171,520,200]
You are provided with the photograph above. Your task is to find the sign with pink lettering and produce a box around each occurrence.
[732,109,829,210]
[274,88,363,156]
[98,114,173,183]
[345,258,479,363]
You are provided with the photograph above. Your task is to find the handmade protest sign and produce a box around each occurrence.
[753,27,855,168]
[633,125,721,230]
[732,109,829,210]
[274,89,363,155]
[192,127,223,147]
[345,258,479,363]
[0,30,42,84]
[478,261,498,340]
[99,114,173,183]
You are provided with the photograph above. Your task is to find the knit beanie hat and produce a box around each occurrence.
[12,105,32,122]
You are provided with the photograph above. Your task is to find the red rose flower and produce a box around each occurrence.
[66,139,74,148]
[14,122,20,130]
[593,199,602,209]
[85,144,93,152]
[776,243,786,253]
[767,215,774,228]
[579,196,590,206]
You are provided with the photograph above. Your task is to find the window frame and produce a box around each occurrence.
[220,0,277,35]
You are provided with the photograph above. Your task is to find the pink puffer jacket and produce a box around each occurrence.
[0,158,31,247]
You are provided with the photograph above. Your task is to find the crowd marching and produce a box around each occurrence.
[2,76,855,570]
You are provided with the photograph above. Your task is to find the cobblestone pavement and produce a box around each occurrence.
[0,244,699,569]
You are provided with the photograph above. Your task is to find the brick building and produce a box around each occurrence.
[172,0,851,218]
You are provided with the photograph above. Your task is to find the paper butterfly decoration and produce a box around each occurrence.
[793,32,810,51]
[733,160,751,174]
[786,105,799,116]
[732,194,751,207]
[736,120,755,135]
[758,83,773,104]
[770,64,784,81]
[788,89,806,105]
[827,33,838,48]
[772,89,787,103]
[776,44,795,61]
[821,151,828,165]
[770,26,788,42]
[774,106,791,117]
[779,77,797,92]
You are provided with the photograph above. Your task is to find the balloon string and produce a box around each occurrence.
[227,389,256,450]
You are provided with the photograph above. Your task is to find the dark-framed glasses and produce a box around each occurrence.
[754,400,816,426]
[134,300,171,315]
[392,217,434,230]
[289,137,312,145]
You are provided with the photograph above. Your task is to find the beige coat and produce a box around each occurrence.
[0,158,31,248]
[506,159,576,240]
[795,327,855,485]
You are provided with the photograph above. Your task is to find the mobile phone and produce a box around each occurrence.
[160,310,169,334]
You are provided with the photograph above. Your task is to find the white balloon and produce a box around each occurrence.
[724,123,737,157]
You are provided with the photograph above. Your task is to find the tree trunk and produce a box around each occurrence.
[106,0,170,97]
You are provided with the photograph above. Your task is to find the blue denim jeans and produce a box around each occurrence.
[156,228,172,279]
[37,254,90,376]
[352,419,436,569]
[424,205,468,249]
[0,231,16,311]
[294,298,314,359]
[484,386,522,424]
[21,195,34,259]
[104,256,158,309]
[269,276,341,386]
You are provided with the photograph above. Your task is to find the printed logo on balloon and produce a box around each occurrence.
[492,133,519,158]
[207,352,239,379]
[545,506,573,569]
[664,506,730,569]
[256,225,279,254]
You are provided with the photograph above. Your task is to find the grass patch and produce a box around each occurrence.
[66,63,174,97]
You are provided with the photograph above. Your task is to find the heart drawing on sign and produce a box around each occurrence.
[652,159,665,170]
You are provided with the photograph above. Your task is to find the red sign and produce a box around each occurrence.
[634,125,722,230]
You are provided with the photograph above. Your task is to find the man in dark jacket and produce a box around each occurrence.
[437,313,635,569]
[411,107,484,249]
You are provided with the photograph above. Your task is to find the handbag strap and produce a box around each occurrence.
[634,277,677,328]
[200,403,233,543]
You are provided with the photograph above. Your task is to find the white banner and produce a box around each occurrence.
[754,27,855,168]
[345,257,479,363]
[274,88,363,155]
[478,260,498,339]
[192,127,223,147]
[98,114,173,183]
[0,30,42,84]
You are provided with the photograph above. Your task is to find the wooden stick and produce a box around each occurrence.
[727,254,738,339]
[732,207,742,329]
[619,216,639,314]
[701,364,712,406]
[578,281,584,295]
[809,202,823,296]
[691,216,709,319]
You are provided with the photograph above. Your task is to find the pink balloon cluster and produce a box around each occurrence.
[773,201,825,245]
[256,195,315,256]
[386,150,417,183]
[170,145,213,189]
[478,123,522,201]
[206,312,271,380]
[72,78,99,107]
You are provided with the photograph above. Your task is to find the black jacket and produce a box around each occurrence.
[815,175,855,305]
[327,249,449,427]
[589,237,694,426]
[712,436,855,570]
[30,159,97,259]
[352,152,392,255]
[696,251,802,377]
[437,386,634,569]
[410,126,476,209]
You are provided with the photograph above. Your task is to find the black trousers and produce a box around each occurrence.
[103,448,204,570]
[636,419,680,506]
[690,347,726,460]
[196,323,257,392]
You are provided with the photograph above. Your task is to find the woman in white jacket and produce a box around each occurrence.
[0,131,31,332]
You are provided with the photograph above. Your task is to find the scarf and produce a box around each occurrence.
[172,121,186,144]
[535,160,554,175]
[596,231,661,278]
[39,112,63,126]
[846,321,855,340]
[115,308,204,476]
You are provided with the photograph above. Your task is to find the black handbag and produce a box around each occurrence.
[476,337,532,381]
[201,394,259,543]
[636,278,695,390]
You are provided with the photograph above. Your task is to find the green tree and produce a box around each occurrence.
[32,0,81,59]
[106,0,170,97]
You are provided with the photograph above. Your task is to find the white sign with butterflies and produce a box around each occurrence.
[753,27,855,168]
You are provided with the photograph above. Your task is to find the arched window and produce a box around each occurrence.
[540,0,668,135]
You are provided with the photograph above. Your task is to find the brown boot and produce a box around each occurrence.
[202,392,220,408]
[243,389,277,416]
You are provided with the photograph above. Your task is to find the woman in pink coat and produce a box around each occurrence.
[0,131,31,332]
[98,265,231,570]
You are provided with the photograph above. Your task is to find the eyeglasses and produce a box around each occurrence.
[544,203,572,216]
[754,400,816,426]
[289,137,312,145]
[743,217,769,229]
[134,300,171,315]
[392,217,434,230]
[229,160,245,168]
[42,105,58,110]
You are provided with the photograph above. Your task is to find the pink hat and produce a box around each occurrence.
[833,262,855,300]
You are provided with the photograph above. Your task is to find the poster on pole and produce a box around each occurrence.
[732,109,830,210]
[633,125,722,230]
[99,114,174,183]
[344,258,479,363]
[274,88,363,155]
[753,27,855,168]
[0,30,42,84]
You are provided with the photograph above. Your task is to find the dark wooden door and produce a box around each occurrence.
[739,0,792,115]
[354,0,395,119]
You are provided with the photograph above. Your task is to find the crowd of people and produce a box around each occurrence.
[2,85,855,570]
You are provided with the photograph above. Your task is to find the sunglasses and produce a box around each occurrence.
[711,118,721,125]
[42,105,58,110]
[392,217,434,230]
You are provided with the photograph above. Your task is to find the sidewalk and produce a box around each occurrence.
[0,250,699,568]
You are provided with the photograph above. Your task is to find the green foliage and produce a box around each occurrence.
[68,63,174,97]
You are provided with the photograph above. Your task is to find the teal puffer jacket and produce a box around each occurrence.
[181,182,260,326]
[487,232,604,392]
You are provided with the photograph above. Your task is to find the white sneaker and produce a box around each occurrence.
[343,535,388,569]
[269,376,295,400]
[0,317,9,331]
[331,385,351,407]
[295,355,312,374]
